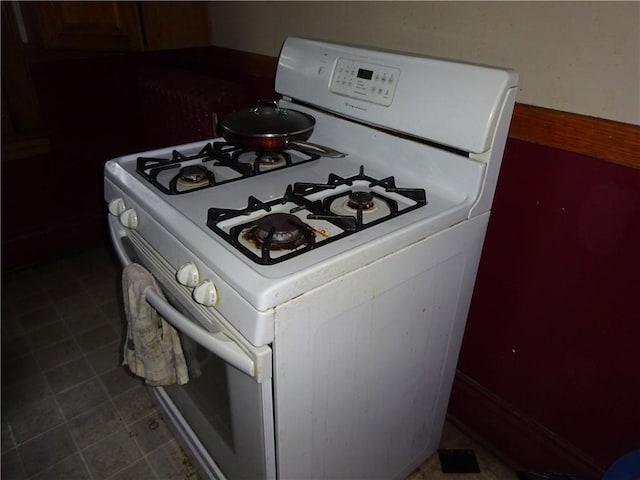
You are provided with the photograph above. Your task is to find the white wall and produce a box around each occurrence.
[209,1,640,126]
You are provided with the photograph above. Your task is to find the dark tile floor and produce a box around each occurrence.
[1,242,200,480]
[2,241,517,480]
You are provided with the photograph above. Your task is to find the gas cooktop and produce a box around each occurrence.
[206,165,427,264]
[134,141,428,264]
[136,141,319,195]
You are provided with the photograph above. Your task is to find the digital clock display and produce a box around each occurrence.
[357,68,374,80]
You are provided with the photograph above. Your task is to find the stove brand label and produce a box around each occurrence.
[345,102,368,111]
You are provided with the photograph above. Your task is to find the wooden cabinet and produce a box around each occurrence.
[22,1,211,51]
[139,2,211,51]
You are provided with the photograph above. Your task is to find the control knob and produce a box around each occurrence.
[108,198,126,216]
[193,280,218,306]
[176,262,200,288]
[119,209,138,229]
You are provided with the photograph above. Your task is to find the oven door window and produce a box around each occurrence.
[157,309,273,479]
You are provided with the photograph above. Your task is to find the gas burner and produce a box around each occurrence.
[251,213,310,250]
[344,191,378,213]
[206,166,428,265]
[253,152,291,171]
[176,165,214,188]
[232,150,293,174]
[135,141,319,195]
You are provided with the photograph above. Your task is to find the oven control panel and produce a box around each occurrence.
[330,58,400,107]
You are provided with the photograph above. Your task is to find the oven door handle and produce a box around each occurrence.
[108,216,259,379]
[144,288,256,378]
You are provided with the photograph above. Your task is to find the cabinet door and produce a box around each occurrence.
[34,1,144,51]
[140,2,211,51]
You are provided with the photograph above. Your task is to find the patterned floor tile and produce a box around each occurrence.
[146,439,201,480]
[108,458,158,480]
[129,412,172,454]
[0,448,27,480]
[44,356,94,394]
[31,453,92,480]
[112,385,157,424]
[68,402,124,449]
[56,377,109,420]
[82,428,143,479]
[17,425,76,477]
[6,396,65,444]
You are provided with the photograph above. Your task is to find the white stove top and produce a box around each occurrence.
[105,36,517,318]
[105,123,480,311]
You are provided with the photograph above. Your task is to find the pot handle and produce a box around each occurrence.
[289,140,348,158]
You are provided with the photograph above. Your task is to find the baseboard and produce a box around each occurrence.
[448,371,604,476]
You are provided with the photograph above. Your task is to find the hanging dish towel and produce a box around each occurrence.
[122,263,189,386]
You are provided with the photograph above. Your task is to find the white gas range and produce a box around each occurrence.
[105,37,517,479]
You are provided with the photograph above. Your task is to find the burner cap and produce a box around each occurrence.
[254,213,308,250]
[346,191,377,212]
[177,165,213,187]
[254,151,290,170]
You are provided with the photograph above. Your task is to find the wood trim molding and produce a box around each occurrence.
[210,47,639,169]
[448,371,604,474]
[510,104,640,170]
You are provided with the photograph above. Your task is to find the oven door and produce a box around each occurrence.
[109,217,276,479]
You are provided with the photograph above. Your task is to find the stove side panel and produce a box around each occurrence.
[272,214,489,479]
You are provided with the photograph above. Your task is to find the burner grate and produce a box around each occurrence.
[206,166,427,265]
[136,141,320,195]
[136,143,226,195]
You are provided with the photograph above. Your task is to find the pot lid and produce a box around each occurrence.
[221,100,315,137]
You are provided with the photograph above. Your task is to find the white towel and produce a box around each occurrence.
[122,263,189,386]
